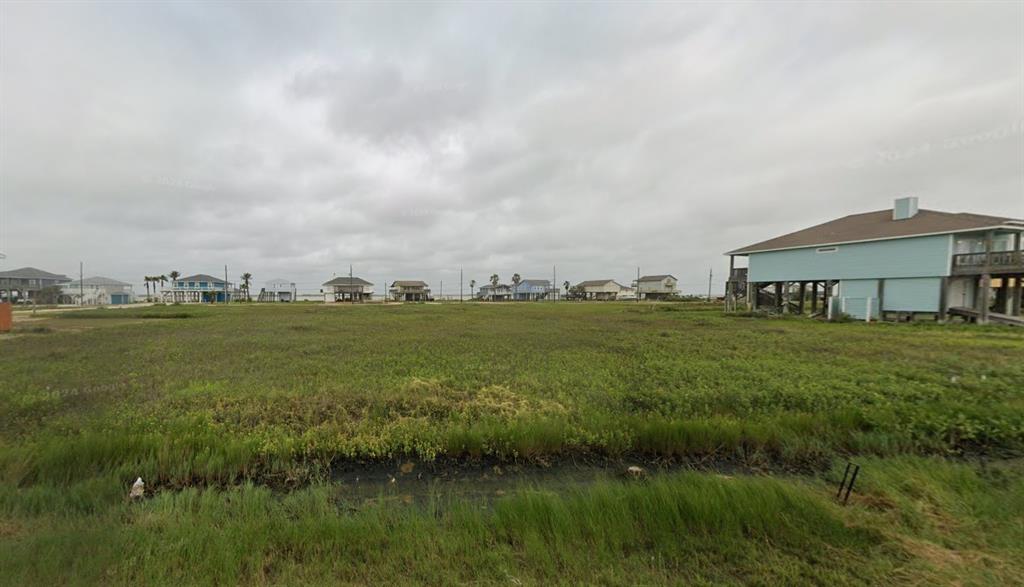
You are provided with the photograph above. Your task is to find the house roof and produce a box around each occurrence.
[323,276,373,287]
[637,275,676,282]
[67,276,131,287]
[0,267,71,281]
[727,209,1024,255]
[517,279,551,287]
[178,274,227,284]
[391,280,428,287]
[577,279,622,288]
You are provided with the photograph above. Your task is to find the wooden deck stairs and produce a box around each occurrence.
[948,307,1024,327]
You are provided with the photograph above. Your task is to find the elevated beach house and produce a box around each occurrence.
[0,267,72,303]
[258,278,296,302]
[512,279,554,301]
[725,197,1023,324]
[634,275,679,300]
[576,279,627,301]
[477,283,512,301]
[63,277,134,305]
[168,274,235,303]
[390,280,431,301]
[323,276,373,302]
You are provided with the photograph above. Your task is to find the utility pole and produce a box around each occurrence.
[637,266,640,303]
[224,265,228,304]
[440,280,443,301]
[79,261,84,306]
[707,267,713,302]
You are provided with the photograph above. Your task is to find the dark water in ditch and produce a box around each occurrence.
[327,457,760,507]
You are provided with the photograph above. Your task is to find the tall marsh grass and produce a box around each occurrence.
[0,472,887,585]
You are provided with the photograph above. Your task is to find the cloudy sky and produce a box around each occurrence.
[1,1,1021,295]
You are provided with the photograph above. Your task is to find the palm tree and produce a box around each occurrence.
[469,279,476,299]
[168,271,180,302]
[143,276,151,301]
[511,273,522,301]
[489,274,499,301]
[157,275,167,301]
[240,273,252,302]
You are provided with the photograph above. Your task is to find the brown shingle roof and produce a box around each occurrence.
[727,209,1022,255]
[322,276,373,287]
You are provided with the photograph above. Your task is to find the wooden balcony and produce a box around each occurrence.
[728,267,748,283]
[951,251,1024,275]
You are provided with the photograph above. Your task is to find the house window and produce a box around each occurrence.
[188,282,196,288]
[816,246,838,254]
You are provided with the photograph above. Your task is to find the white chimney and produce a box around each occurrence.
[893,196,919,220]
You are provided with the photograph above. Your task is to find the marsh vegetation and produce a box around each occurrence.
[1,303,1022,584]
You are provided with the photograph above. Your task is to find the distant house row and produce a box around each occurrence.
[0,268,681,305]
[0,268,135,305]
[320,275,680,302]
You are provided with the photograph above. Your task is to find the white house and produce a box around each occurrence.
[323,276,373,302]
[477,283,512,301]
[634,275,679,300]
[617,285,638,301]
[62,276,135,305]
[259,278,296,302]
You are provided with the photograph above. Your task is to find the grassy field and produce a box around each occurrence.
[2,302,1023,584]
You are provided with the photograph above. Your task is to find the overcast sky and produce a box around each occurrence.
[1,1,1021,295]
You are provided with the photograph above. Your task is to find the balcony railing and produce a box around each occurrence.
[728,268,748,282]
[951,251,1024,275]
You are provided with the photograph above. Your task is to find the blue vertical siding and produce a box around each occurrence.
[837,279,880,319]
[747,234,952,282]
[882,277,941,313]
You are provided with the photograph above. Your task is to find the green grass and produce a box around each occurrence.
[2,460,1021,585]
[1,303,1023,583]
[3,303,1021,485]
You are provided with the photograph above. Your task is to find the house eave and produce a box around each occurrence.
[726,224,1023,256]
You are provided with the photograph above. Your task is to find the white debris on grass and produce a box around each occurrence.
[129,477,145,500]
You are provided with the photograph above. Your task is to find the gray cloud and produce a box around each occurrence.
[1,1,1021,295]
